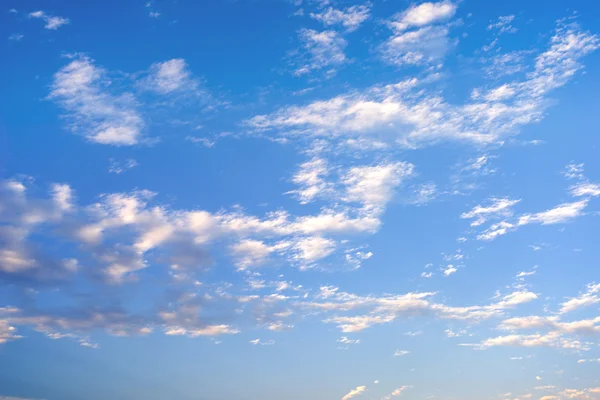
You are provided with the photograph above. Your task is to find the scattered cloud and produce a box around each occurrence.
[49,56,144,146]
[310,4,371,32]
[108,159,138,174]
[250,21,599,149]
[29,10,70,30]
[293,29,348,77]
[488,15,517,34]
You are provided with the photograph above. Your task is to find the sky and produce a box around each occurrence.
[1,0,600,399]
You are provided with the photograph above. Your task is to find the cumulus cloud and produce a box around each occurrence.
[310,3,371,32]
[381,1,457,66]
[292,29,348,77]
[49,56,144,146]
[388,1,456,32]
[139,58,203,95]
[287,157,332,204]
[29,10,69,30]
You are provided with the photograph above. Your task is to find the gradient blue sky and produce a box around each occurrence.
[1,1,600,400]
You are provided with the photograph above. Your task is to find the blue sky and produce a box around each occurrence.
[1,0,600,399]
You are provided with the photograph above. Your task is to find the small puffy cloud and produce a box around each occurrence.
[287,157,331,204]
[381,1,457,66]
[49,56,144,146]
[8,33,24,41]
[410,182,437,205]
[292,236,335,264]
[310,4,371,32]
[563,163,585,180]
[337,336,360,345]
[140,59,201,95]
[342,162,414,212]
[0,319,22,344]
[293,29,348,77]
[342,386,366,400]
[394,349,410,357]
[29,10,70,30]
[488,15,517,34]
[381,25,454,67]
[443,265,457,276]
[559,283,600,314]
[230,239,290,270]
[389,1,456,32]
[164,325,239,337]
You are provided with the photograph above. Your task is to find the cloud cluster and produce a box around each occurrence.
[249,21,599,149]
[381,1,457,66]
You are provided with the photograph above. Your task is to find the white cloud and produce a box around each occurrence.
[249,338,275,345]
[49,56,144,146]
[230,239,290,270]
[342,386,366,400]
[461,198,520,226]
[381,25,455,66]
[569,182,600,197]
[474,332,587,350]
[287,157,331,204]
[293,29,348,76]
[342,162,414,212]
[0,319,22,344]
[29,10,69,30]
[164,325,239,337]
[109,159,139,174]
[394,349,410,357]
[141,59,201,95]
[559,283,600,314]
[292,236,335,264]
[8,33,23,41]
[310,4,371,32]
[381,1,457,66]
[443,265,457,276]
[337,336,360,345]
[385,386,410,399]
[488,15,517,34]
[411,182,437,205]
[249,22,599,149]
[518,200,588,225]
[389,1,456,32]
[563,163,585,180]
